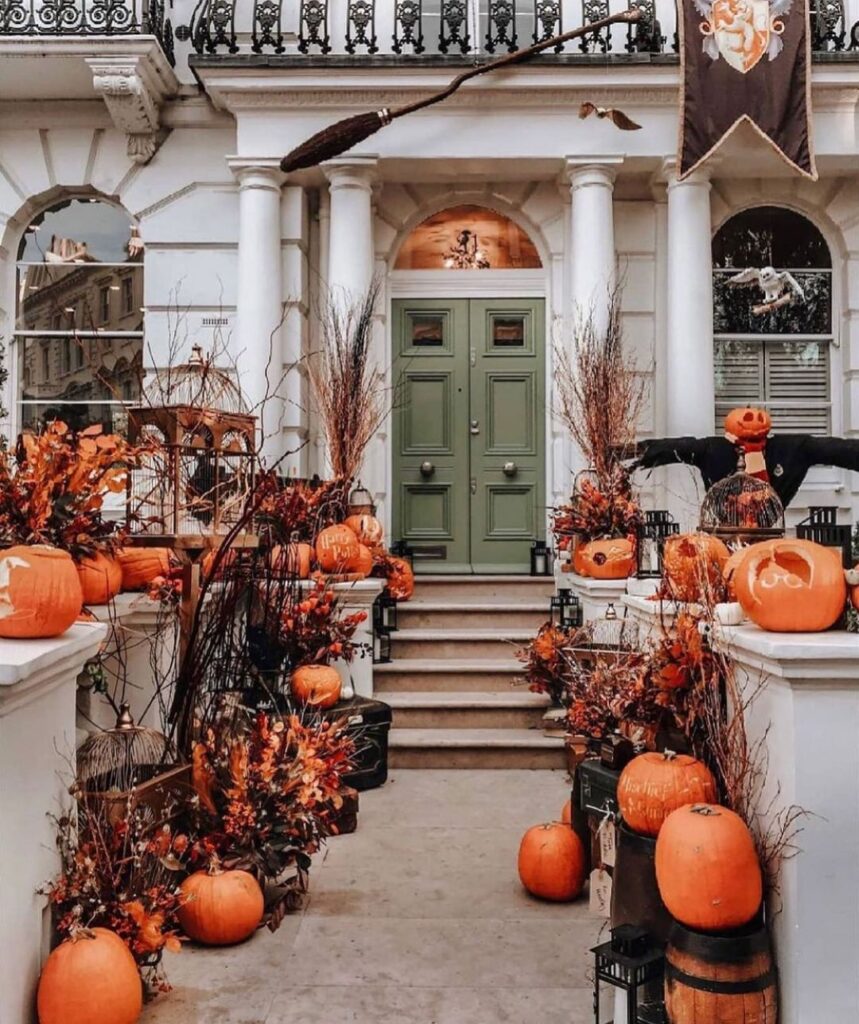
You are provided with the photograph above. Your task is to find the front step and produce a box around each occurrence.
[390,628,533,661]
[389,728,566,769]
[386,691,549,730]
[412,574,555,602]
[397,601,549,631]
[375,659,526,693]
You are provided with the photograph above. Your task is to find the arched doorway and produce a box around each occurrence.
[391,205,546,574]
[14,196,144,435]
[712,206,833,436]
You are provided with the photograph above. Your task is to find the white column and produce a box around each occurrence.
[567,158,621,328]
[665,163,715,436]
[323,156,377,306]
[232,160,286,465]
[662,162,715,527]
[0,623,108,1024]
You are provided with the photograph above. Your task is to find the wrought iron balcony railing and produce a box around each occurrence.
[0,0,176,63]
[178,0,859,58]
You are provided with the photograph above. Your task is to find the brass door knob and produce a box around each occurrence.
[420,460,435,478]
[503,461,518,477]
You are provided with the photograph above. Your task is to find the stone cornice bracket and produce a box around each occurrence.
[87,53,176,165]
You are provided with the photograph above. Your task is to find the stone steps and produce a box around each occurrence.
[385,690,550,730]
[411,574,555,602]
[397,601,549,631]
[388,728,565,770]
[390,628,533,661]
[375,659,527,693]
[382,574,564,769]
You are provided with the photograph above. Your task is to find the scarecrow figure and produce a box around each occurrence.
[631,406,859,507]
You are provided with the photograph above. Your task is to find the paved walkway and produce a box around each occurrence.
[142,769,600,1024]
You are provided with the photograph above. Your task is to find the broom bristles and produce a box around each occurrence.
[280,111,386,173]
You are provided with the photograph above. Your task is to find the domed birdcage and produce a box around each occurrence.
[699,469,785,544]
[127,345,257,545]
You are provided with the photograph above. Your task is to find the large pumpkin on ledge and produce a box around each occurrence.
[655,804,762,932]
[733,538,846,632]
[573,538,635,580]
[117,547,172,591]
[77,552,123,606]
[663,533,730,603]
[0,545,82,639]
[316,524,361,573]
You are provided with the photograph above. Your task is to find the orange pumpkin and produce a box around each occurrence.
[271,542,313,579]
[201,545,237,581]
[0,545,82,639]
[179,867,264,946]
[618,751,718,837]
[573,538,635,580]
[344,514,384,548]
[37,927,142,1024]
[77,552,123,606]
[385,556,415,601]
[353,544,374,578]
[724,406,772,442]
[663,533,730,603]
[316,524,360,573]
[722,546,748,602]
[518,822,586,902]
[734,538,846,632]
[655,804,762,932]
[116,547,171,591]
[291,664,342,709]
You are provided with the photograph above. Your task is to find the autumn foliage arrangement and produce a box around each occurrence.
[189,709,355,918]
[0,421,147,557]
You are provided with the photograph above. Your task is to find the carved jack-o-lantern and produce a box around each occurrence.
[724,407,772,442]
[573,538,635,580]
[734,538,846,632]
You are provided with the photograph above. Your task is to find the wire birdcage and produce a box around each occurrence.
[699,471,785,544]
[127,345,257,545]
[76,703,173,792]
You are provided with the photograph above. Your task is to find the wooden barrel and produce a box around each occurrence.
[665,922,778,1024]
[611,821,672,944]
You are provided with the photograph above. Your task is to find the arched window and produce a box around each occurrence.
[15,197,144,433]
[394,205,542,270]
[712,207,832,434]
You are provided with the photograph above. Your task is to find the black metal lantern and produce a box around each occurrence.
[372,593,398,664]
[531,540,552,576]
[636,510,679,578]
[348,483,376,516]
[796,506,853,568]
[551,589,583,629]
[592,925,665,1024]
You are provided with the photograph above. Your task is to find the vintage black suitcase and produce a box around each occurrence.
[577,757,620,820]
[323,696,392,791]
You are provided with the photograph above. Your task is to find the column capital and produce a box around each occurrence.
[563,156,624,189]
[227,157,285,189]
[658,157,716,190]
[323,155,379,191]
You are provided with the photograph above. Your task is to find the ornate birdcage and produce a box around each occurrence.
[127,345,256,547]
[699,469,785,544]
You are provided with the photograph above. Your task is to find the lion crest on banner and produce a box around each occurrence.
[694,0,793,73]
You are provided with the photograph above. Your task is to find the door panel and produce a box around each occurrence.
[392,297,544,573]
[469,300,544,573]
[392,300,471,571]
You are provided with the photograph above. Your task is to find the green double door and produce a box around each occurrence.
[392,298,545,574]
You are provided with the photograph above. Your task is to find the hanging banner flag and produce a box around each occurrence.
[679,0,817,180]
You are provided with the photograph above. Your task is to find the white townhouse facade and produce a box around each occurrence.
[3,0,859,570]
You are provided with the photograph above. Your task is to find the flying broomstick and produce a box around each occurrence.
[280,10,643,173]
